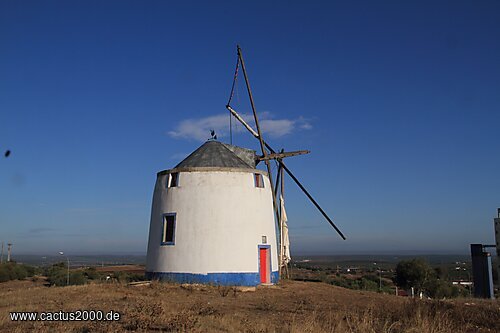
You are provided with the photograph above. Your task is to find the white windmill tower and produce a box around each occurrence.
[145,46,345,285]
[146,139,281,285]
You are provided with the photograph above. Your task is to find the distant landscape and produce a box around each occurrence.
[10,254,147,268]
[3,253,498,298]
[9,253,481,267]
[1,253,499,332]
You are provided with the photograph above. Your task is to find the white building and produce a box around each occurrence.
[146,140,279,286]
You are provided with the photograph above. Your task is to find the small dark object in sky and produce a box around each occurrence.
[4,150,10,157]
[210,130,217,140]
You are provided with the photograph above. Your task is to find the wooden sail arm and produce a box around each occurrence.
[226,105,259,137]
[257,150,310,161]
[226,104,347,240]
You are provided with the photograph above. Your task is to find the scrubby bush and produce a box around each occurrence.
[46,262,87,286]
[360,278,378,291]
[426,278,460,299]
[70,271,87,285]
[0,269,9,282]
[329,276,383,292]
[362,274,379,284]
[83,267,101,280]
[113,271,146,283]
[113,271,128,283]
[0,262,36,282]
[127,273,146,282]
[46,268,68,286]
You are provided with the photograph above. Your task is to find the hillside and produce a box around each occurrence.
[0,279,498,333]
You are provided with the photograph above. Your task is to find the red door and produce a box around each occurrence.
[259,248,269,283]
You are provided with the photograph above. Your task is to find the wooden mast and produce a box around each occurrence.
[237,46,282,275]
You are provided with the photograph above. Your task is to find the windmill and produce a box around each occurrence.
[145,46,346,286]
[225,45,346,277]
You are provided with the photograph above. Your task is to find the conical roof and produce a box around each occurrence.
[174,141,255,169]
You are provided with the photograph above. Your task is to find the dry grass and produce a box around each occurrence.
[0,279,498,332]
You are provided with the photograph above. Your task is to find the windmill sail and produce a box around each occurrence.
[280,194,291,265]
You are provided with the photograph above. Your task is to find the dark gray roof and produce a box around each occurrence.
[174,141,255,169]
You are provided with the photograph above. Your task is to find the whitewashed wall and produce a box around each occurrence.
[146,169,278,277]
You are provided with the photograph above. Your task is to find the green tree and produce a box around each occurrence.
[395,259,434,293]
[426,278,460,298]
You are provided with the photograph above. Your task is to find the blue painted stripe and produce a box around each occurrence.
[145,271,279,286]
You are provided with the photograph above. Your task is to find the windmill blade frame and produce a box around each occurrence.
[225,48,346,241]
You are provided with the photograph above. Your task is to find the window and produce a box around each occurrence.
[254,173,264,188]
[170,172,179,187]
[161,214,176,245]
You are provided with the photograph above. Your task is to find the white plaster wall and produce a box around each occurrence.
[146,170,278,274]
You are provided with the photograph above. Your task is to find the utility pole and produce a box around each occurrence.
[7,243,12,262]
[374,262,382,291]
[59,251,70,286]
[0,242,4,264]
[379,268,382,291]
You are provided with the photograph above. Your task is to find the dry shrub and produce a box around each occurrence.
[191,303,219,317]
[254,297,274,311]
[1,280,498,333]
[288,308,380,333]
[287,299,498,333]
[217,285,231,297]
[198,315,270,333]
[124,299,166,330]
[123,298,222,331]
[161,310,199,332]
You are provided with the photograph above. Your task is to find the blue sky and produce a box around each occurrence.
[1,1,499,255]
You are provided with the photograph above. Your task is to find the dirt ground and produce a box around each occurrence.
[0,279,499,332]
